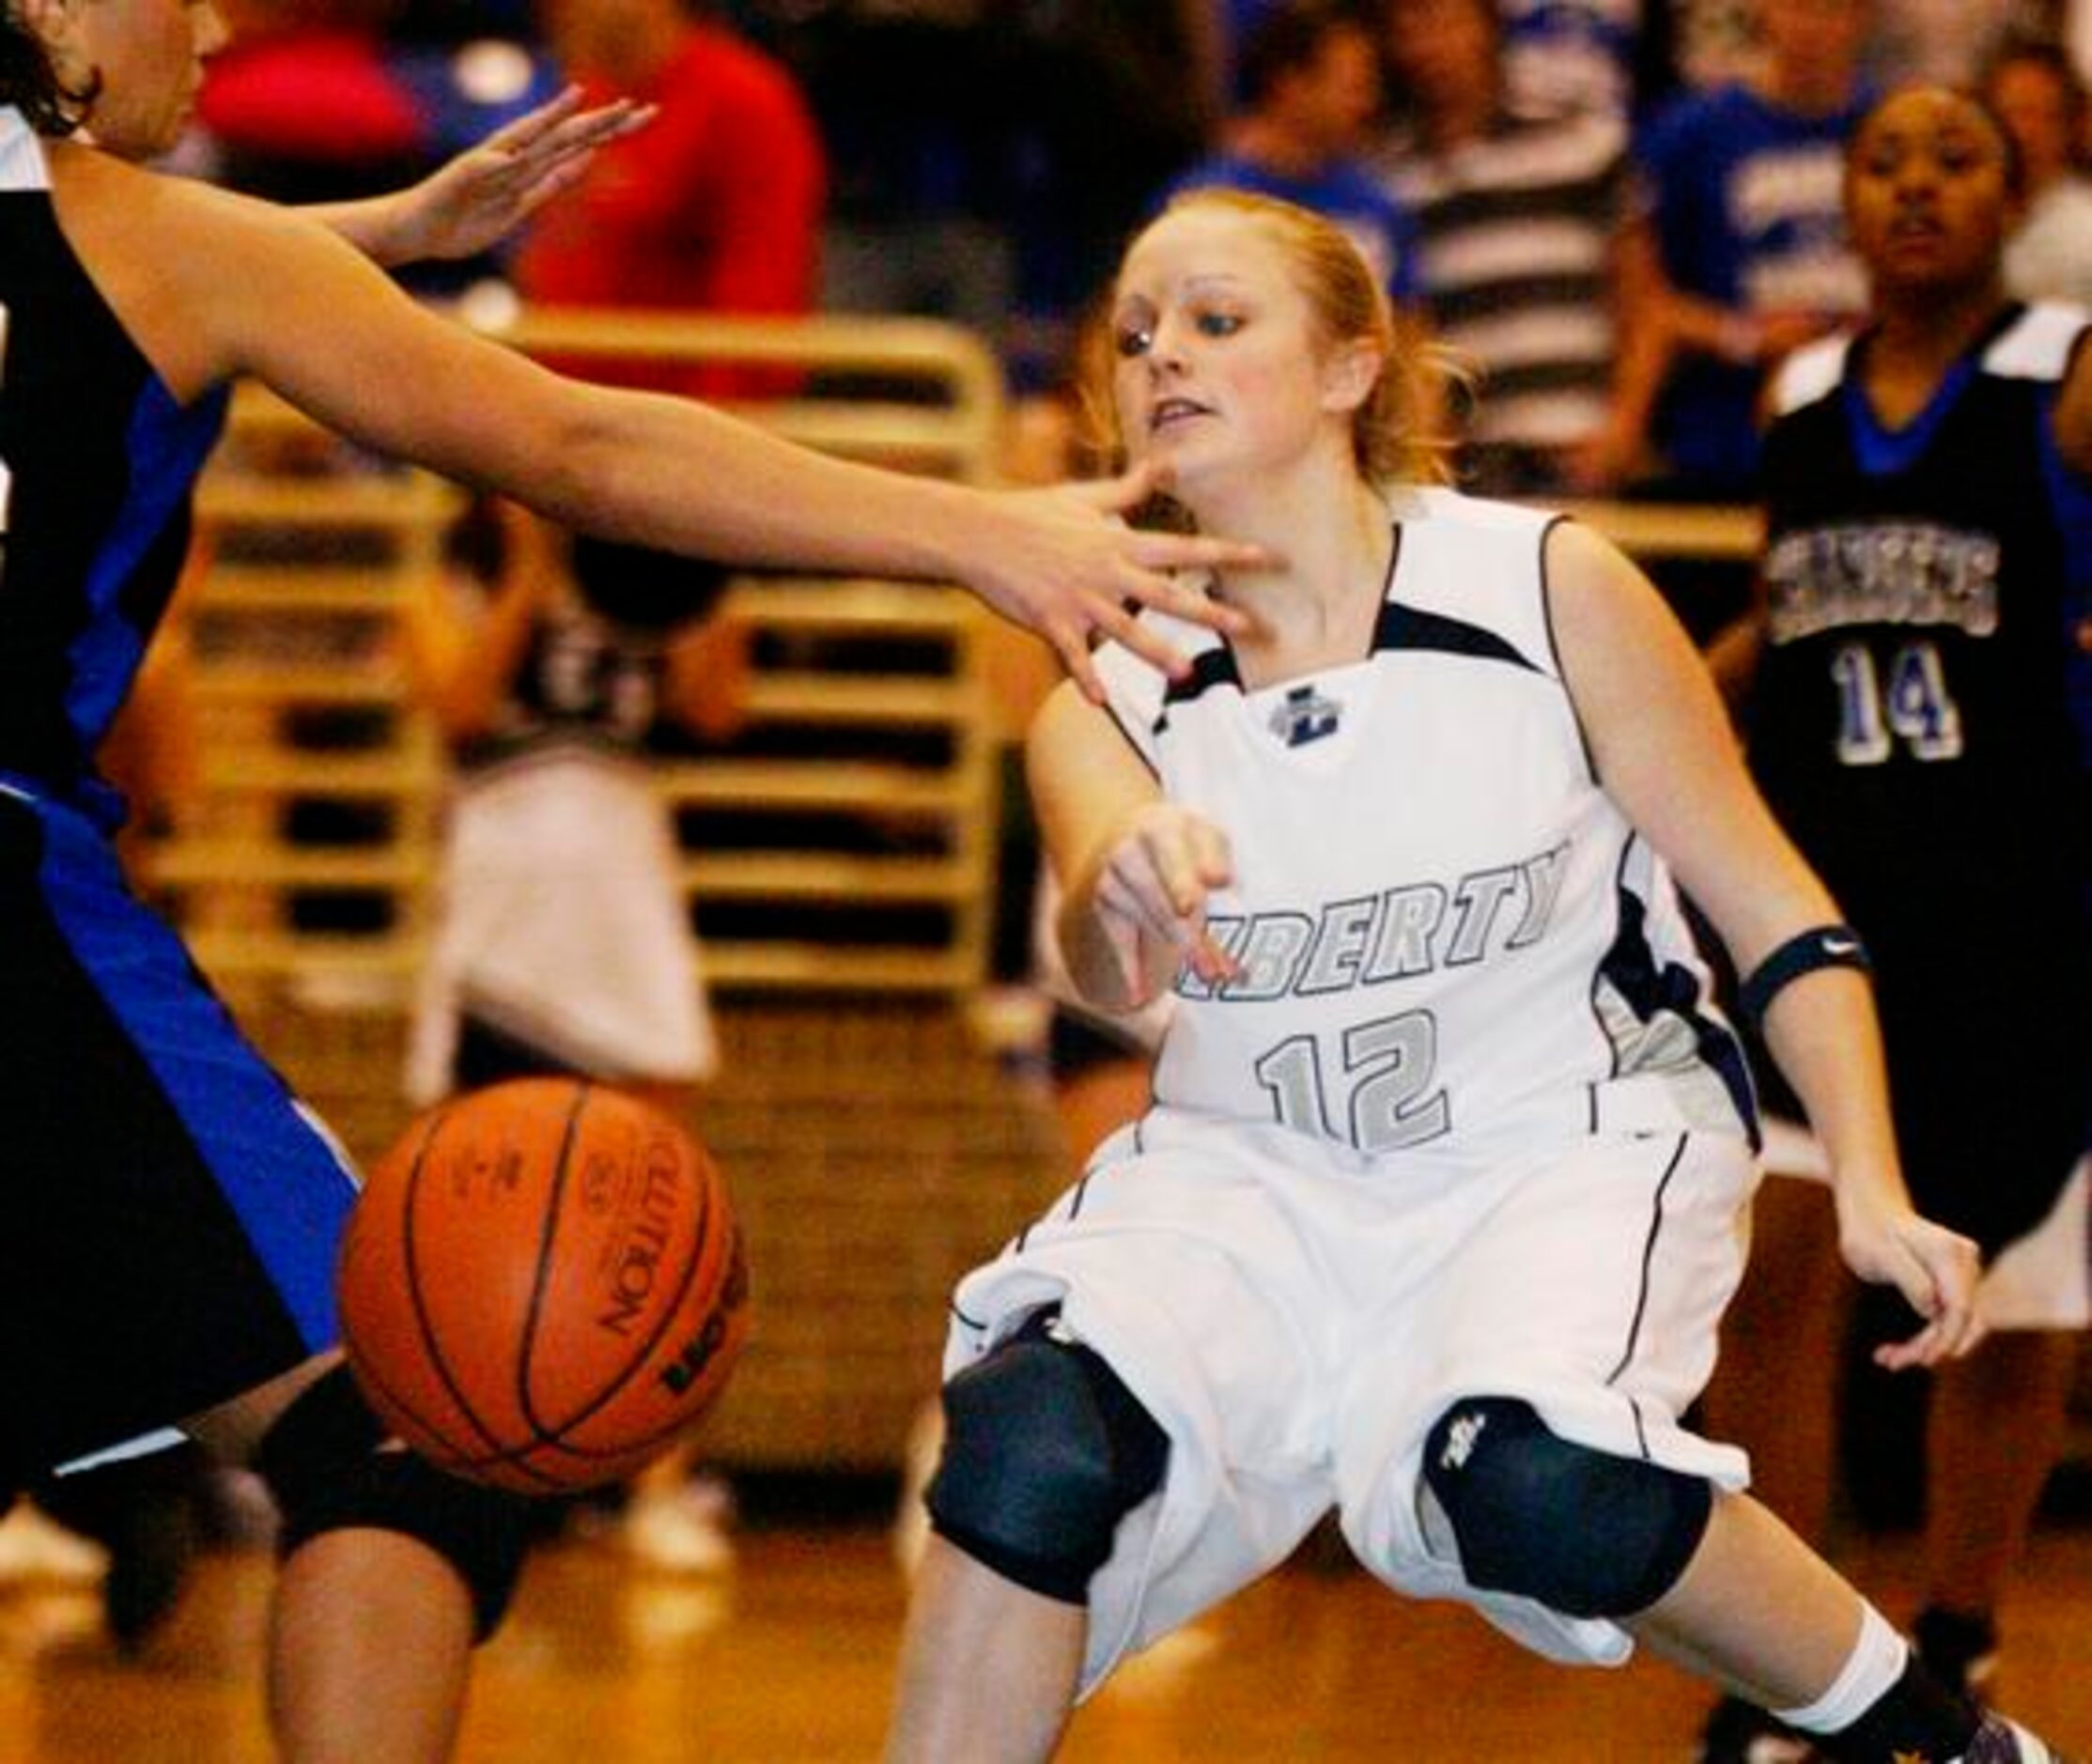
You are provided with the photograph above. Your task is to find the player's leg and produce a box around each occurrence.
[1409,1397,2068,1758]
[1630,1488,2071,1762]
[1691,1161,1850,1761]
[189,1354,533,1764]
[1349,1132,2071,1762]
[885,1310,1170,1763]
[1916,1328,2079,1695]
[886,1536,1090,1764]
[888,1122,1339,1761]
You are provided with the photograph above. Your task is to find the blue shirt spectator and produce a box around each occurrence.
[1170,0,1421,303]
[1169,150,1421,302]
[1634,80,1870,487]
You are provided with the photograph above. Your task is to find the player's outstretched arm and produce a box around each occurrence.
[1029,680,1235,1011]
[112,161,1260,696]
[1543,519,1982,1369]
[302,86,656,269]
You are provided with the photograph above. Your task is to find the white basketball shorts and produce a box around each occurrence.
[944,1108,1759,1696]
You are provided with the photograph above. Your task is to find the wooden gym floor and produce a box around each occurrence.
[1,1499,2084,1761]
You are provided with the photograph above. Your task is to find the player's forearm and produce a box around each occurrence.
[1055,885,1173,1017]
[537,389,985,586]
[1757,969,1909,1204]
[299,193,417,268]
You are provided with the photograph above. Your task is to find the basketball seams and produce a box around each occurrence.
[516,1079,595,1439]
[400,1098,517,1463]
[339,1077,746,1493]
[527,1119,724,1442]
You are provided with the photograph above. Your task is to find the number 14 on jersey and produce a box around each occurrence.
[1830,637,1963,765]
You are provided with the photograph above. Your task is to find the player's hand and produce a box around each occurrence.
[1833,1181,1984,1369]
[385,87,656,265]
[970,461,1268,702]
[1092,803,1238,1004]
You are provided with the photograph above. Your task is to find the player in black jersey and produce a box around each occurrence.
[1696,85,2092,1764]
[0,2,1266,1759]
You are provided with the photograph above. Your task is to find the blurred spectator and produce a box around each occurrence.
[751,2,1214,392]
[405,502,743,1166]
[405,502,751,1575]
[194,0,431,201]
[1493,0,1683,121]
[1594,0,1875,498]
[1169,0,1421,302]
[1865,0,2045,86]
[1986,33,2092,306]
[1375,0,1634,493]
[514,0,826,402]
[753,5,1021,358]
[1002,3,1225,387]
[194,0,579,294]
[381,23,564,182]
[1668,0,1759,90]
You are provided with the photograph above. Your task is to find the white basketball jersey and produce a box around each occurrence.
[1092,487,1754,1160]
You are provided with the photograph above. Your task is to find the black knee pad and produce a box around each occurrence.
[254,1367,534,1642]
[926,1310,1169,1605]
[1420,1396,1712,1619]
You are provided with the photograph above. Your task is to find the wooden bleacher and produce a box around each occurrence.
[157,310,1064,1472]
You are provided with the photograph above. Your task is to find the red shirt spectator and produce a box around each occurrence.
[515,16,826,402]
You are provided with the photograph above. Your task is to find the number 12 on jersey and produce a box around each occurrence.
[1255,1012,1451,1153]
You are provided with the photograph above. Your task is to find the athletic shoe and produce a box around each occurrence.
[1915,1605,2001,1701]
[1697,1693,1818,1763]
[0,1505,109,1584]
[1962,1713,2078,1762]
[622,1478,735,1576]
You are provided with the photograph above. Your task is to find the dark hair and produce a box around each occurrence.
[1850,83,2027,199]
[1238,0,1369,108]
[0,12,97,134]
[568,535,731,632]
[1982,32,2091,176]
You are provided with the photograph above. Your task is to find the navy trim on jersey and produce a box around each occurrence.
[1153,525,1405,731]
[1595,877,1759,1148]
[1604,1135,1688,1418]
[1534,514,1599,785]
[1371,599,1539,672]
[1154,644,1245,723]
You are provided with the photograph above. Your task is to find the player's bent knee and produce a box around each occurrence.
[926,1310,1169,1605]
[254,1365,533,1641]
[1421,1396,1711,1619]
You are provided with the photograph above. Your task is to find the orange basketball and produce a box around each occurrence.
[336,1078,749,1494]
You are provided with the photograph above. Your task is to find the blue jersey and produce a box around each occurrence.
[0,109,355,1478]
[1634,82,1870,490]
[1166,152,1423,305]
[0,108,230,827]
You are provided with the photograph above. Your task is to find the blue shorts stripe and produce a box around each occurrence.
[34,796,359,1349]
